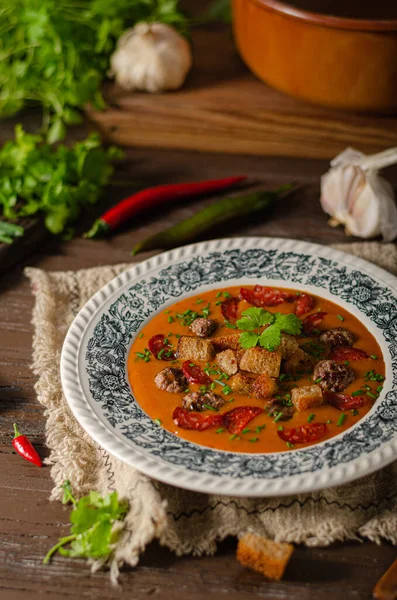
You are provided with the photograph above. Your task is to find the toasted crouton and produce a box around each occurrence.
[212,334,241,352]
[177,336,215,362]
[215,349,238,376]
[229,372,252,395]
[252,374,278,399]
[237,533,294,580]
[237,349,246,365]
[291,384,323,412]
[239,347,282,377]
[283,348,314,376]
[276,333,299,360]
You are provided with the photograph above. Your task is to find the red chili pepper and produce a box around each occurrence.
[85,175,247,238]
[295,293,315,317]
[278,422,327,444]
[323,391,365,411]
[330,347,369,361]
[182,361,212,385]
[12,423,42,467]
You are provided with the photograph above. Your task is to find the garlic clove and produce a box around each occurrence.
[368,173,397,242]
[344,180,382,239]
[320,164,365,225]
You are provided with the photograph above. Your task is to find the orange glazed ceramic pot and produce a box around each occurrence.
[232,0,397,112]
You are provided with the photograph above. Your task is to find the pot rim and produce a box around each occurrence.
[250,0,397,31]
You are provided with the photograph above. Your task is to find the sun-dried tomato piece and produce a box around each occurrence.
[182,361,212,385]
[223,405,263,434]
[148,334,176,360]
[278,422,327,444]
[302,311,327,335]
[323,391,365,411]
[172,407,224,431]
[295,293,315,317]
[330,347,369,361]
[240,285,295,307]
[221,297,240,322]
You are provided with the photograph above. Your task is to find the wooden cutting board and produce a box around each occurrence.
[0,218,47,276]
[86,24,397,160]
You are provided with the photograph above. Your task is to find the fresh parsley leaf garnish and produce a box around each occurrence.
[43,481,128,565]
[239,331,260,348]
[237,307,302,350]
[272,313,302,336]
[259,323,282,349]
[236,307,274,331]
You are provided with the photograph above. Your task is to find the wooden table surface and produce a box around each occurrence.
[1,113,397,600]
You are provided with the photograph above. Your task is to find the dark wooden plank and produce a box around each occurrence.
[0,456,395,600]
[0,441,395,600]
[87,25,397,159]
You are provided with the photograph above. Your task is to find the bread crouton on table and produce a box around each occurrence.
[283,348,314,376]
[212,334,241,352]
[177,336,215,362]
[229,372,253,395]
[237,533,294,580]
[239,347,282,377]
[215,349,238,376]
[291,384,323,412]
[275,333,299,360]
[252,373,278,399]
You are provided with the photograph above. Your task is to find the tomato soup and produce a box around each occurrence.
[128,285,385,453]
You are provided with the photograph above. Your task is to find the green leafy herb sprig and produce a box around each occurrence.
[203,0,232,23]
[43,481,129,564]
[0,125,122,239]
[0,220,24,244]
[0,0,187,141]
[237,307,302,350]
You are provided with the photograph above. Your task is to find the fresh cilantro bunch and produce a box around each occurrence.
[237,307,302,350]
[0,125,122,237]
[43,481,129,564]
[0,0,187,141]
[203,0,232,23]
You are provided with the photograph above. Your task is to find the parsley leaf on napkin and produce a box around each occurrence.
[237,307,302,351]
[43,481,128,564]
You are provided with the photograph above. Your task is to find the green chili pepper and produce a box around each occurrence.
[131,186,291,256]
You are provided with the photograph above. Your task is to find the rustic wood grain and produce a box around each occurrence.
[1,109,397,599]
[87,25,397,159]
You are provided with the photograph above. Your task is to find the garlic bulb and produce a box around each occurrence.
[321,147,397,241]
[110,22,192,93]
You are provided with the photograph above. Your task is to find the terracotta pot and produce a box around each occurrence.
[232,0,397,112]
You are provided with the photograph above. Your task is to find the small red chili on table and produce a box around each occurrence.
[12,423,42,467]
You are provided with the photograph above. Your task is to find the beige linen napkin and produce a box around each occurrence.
[26,242,397,578]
